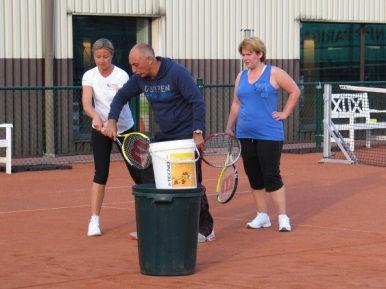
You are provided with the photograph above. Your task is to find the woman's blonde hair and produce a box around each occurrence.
[92,38,114,56]
[238,37,266,62]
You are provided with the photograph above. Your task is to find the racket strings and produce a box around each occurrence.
[122,135,151,169]
[217,165,238,203]
[204,135,241,167]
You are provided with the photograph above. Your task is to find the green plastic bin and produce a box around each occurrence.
[132,184,203,276]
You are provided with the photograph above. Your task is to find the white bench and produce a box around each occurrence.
[0,124,13,174]
[331,93,386,151]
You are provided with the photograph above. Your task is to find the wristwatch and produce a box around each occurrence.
[193,129,203,134]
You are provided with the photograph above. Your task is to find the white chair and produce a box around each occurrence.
[0,124,13,174]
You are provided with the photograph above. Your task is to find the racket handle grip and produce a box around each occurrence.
[115,138,122,146]
[194,147,200,161]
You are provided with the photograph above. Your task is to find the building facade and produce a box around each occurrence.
[2,0,386,85]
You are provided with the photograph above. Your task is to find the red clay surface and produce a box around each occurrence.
[1,153,386,289]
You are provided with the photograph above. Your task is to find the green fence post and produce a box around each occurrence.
[197,78,204,98]
[130,95,141,131]
[315,82,323,149]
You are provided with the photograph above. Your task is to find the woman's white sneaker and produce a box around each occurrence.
[278,214,291,232]
[198,230,216,243]
[246,212,271,229]
[87,215,102,236]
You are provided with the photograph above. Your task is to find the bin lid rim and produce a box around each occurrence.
[133,192,202,198]
[132,184,205,193]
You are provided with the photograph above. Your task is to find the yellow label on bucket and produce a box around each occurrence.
[170,152,196,188]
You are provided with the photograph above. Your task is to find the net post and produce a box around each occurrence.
[320,84,358,164]
[322,84,332,159]
[315,82,323,149]
[44,87,56,157]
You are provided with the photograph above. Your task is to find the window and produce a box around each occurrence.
[300,22,386,82]
[365,24,386,81]
[72,16,149,138]
[299,22,386,132]
[301,22,361,82]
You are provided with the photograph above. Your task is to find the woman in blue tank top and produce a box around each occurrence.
[226,37,300,232]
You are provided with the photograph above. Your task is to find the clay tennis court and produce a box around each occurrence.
[1,153,385,289]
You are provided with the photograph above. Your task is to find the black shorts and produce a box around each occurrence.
[92,127,142,185]
[239,139,284,192]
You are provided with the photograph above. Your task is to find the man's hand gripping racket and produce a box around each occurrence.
[201,133,240,203]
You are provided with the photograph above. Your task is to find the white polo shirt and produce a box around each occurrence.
[82,66,134,134]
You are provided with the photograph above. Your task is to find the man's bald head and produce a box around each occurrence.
[128,43,160,78]
[130,43,155,57]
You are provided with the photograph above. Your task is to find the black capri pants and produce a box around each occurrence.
[92,128,142,185]
[240,139,284,192]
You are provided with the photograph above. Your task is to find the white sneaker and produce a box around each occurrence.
[278,214,291,232]
[246,212,271,229]
[129,231,138,240]
[198,230,216,243]
[87,215,102,237]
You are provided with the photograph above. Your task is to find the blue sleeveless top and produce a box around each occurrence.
[236,65,284,141]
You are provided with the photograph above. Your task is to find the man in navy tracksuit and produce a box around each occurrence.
[103,43,215,242]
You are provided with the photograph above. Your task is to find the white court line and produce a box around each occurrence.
[50,175,232,194]
[0,201,130,215]
[53,185,131,193]
[0,187,251,215]
[2,196,385,237]
[216,217,386,236]
[0,204,90,214]
[2,205,384,237]
[103,206,130,210]
[296,224,386,236]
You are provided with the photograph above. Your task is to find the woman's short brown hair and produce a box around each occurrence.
[92,38,114,56]
[238,37,266,62]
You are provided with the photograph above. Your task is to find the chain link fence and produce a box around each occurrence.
[199,80,325,153]
[0,86,140,171]
[2,81,385,172]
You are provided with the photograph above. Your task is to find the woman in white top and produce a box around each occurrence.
[82,38,140,237]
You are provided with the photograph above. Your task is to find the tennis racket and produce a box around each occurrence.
[115,132,151,169]
[216,164,238,203]
[201,133,241,168]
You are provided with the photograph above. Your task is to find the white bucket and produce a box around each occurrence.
[149,139,198,189]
